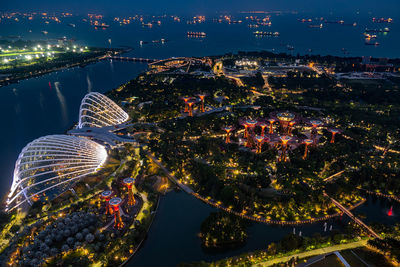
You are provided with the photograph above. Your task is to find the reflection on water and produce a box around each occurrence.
[86,73,93,93]
[54,81,68,124]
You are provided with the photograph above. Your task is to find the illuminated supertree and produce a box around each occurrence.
[109,197,124,229]
[197,94,207,113]
[279,135,292,162]
[245,119,257,147]
[187,100,195,117]
[309,119,323,143]
[223,126,234,144]
[268,118,275,134]
[100,190,113,215]
[258,122,268,137]
[255,135,264,153]
[242,122,249,138]
[246,119,257,133]
[276,112,295,133]
[123,177,135,206]
[303,139,314,159]
[329,129,340,143]
[182,97,192,113]
[288,121,296,135]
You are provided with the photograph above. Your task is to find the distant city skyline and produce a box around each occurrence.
[1,0,399,16]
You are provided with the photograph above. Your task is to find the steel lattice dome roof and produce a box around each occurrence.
[7,135,107,211]
[78,92,129,128]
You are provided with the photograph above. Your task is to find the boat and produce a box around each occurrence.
[94,24,109,28]
[68,23,76,27]
[253,31,280,36]
[364,33,377,39]
[372,17,393,23]
[187,31,206,37]
[365,28,390,33]
[42,31,48,35]
[309,24,323,28]
[298,18,312,23]
[142,22,153,27]
[257,22,271,26]
[365,42,380,46]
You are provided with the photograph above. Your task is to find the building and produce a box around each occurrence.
[6,135,107,211]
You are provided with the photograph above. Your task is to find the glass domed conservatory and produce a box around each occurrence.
[78,92,129,128]
[6,135,107,211]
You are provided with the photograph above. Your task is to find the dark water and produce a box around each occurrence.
[1,12,399,266]
[129,191,399,267]
[354,195,400,225]
[1,13,399,58]
[129,191,342,267]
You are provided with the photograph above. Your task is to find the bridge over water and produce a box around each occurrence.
[325,193,381,239]
[109,56,156,63]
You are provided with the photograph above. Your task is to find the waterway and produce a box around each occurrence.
[128,191,399,266]
[0,11,399,267]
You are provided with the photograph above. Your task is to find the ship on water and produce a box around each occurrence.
[364,33,377,39]
[365,41,380,46]
[187,31,206,37]
[365,27,390,33]
[309,24,323,28]
[253,31,280,36]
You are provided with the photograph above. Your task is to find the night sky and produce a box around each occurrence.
[1,0,399,16]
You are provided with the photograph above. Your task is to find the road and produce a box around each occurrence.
[323,170,345,182]
[144,151,193,194]
[253,239,368,267]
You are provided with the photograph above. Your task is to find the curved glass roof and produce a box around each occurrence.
[7,135,107,211]
[78,92,129,128]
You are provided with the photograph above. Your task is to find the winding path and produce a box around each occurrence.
[143,148,365,226]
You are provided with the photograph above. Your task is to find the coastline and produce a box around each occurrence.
[119,194,161,267]
[0,47,132,87]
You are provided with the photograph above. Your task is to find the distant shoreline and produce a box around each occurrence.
[0,47,132,87]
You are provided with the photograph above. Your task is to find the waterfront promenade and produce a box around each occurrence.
[253,239,368,267]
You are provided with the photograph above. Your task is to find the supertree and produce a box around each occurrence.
[197,94,207,113]
[303,139,313,159]
[309,119,323,142]
[123,177,136,206]
[288,121,296,135]
[109,197,124,229]
[245,119,257,147]
[268,118,275,134]
[328,129,341,143]
[258,122,268,137]
[187,100,195,117]
[276,112,296,133]
[100,190,113,215]
[223,126,234,144]
[181,97,192,113]
[255,135,264,153]
[279,135,292,162]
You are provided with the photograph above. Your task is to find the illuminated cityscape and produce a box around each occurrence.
[0,1,400,267]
